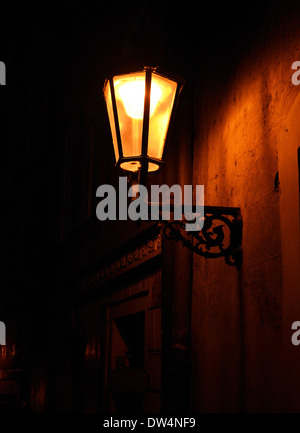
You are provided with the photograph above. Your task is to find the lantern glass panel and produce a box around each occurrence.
[148,73,177,162]
[104,80,119,162]
[113,72,145,170]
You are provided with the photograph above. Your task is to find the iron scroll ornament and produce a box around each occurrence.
[161,206,243,268]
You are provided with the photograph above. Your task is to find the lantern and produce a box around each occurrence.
[103,67,183,183]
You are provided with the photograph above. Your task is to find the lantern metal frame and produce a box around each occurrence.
[105,66,184,187]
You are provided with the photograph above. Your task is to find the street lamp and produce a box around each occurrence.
[103,67,243,267]
[104,67,183,186]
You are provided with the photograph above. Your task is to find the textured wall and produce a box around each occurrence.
[191,3,300,412]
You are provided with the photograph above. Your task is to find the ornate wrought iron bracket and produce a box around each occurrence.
[157,205,243,268]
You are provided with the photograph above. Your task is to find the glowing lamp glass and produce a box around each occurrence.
[104,69,179,173]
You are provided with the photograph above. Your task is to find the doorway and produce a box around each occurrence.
[107,268,161,413]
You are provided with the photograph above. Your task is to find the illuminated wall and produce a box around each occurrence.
[191,5,300,411]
